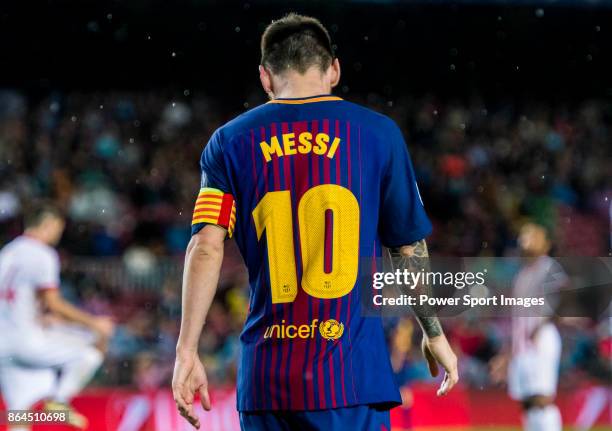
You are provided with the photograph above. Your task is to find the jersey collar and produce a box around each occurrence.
[267,94,343,105]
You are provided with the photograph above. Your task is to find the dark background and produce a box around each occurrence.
[2,0,612,102]
[0,0,610,404]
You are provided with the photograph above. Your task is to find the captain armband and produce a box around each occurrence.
[191,188,237,237]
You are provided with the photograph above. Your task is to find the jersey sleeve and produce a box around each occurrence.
[34,249,60,290]
[191,130,237,238]
[378,120,432,248]
[541,258,569,312]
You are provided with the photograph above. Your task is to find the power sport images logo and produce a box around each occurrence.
[263,319,344,341]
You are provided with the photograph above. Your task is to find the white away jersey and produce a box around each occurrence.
[0,236,60,334]
[511,255,568,354]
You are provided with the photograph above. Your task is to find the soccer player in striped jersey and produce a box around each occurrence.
[172,13,458,430]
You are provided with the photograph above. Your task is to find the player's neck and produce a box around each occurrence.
[274,87,331,99]
[272,70,332,99]
[23,229,49,246]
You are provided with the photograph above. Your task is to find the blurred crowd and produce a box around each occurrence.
[0,89,610,391]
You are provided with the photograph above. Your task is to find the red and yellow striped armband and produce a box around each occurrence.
[192,188,237,237]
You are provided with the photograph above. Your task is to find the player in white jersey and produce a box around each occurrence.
[0,203,114,430]
[491,223,568,431]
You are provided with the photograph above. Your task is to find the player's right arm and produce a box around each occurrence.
[390,240,459,396]
[41,289,114,337]
[37,250,114,338]
[379,118,458,395]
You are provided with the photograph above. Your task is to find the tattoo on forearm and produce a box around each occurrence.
[390,240,442,338]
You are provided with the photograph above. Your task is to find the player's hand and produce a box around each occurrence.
[172,351,211,429]
[422,334,459,396]
[92,316,115,339]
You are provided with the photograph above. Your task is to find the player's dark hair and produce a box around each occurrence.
[23,201,64,228]
[261,13,334,75]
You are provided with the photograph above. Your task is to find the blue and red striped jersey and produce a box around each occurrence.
[191,94,432,412]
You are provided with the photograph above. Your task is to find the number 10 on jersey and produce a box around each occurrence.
[252,184,360,304]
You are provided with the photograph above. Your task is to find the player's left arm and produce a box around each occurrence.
[173,130,234,429]
[173,225,225,429]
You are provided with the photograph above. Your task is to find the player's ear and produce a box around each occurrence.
[259,65,274,99]
[329,58,341,89]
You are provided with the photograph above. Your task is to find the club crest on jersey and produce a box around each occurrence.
[319,319,344,341]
